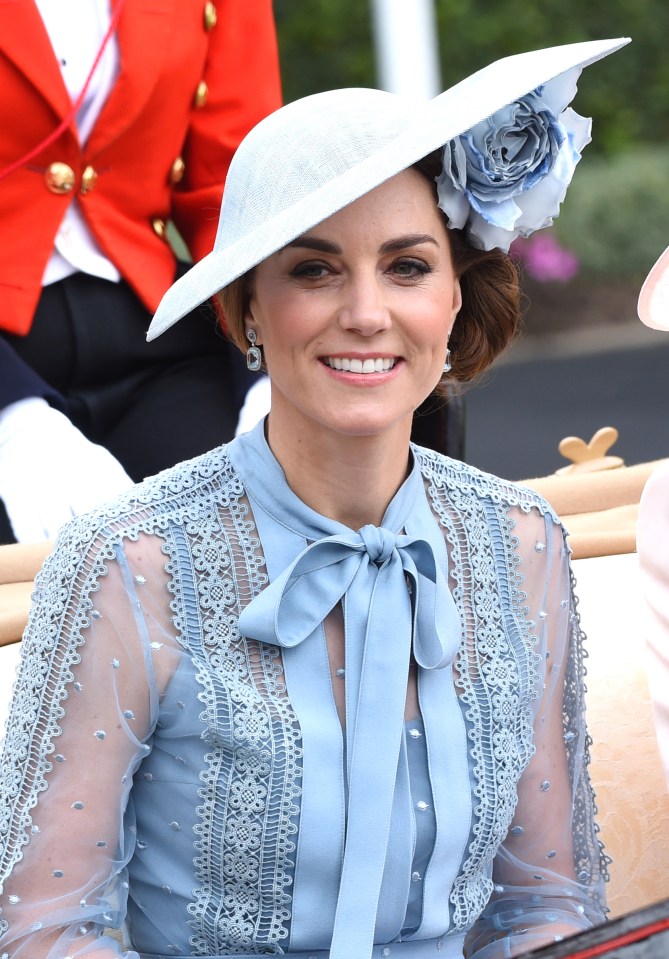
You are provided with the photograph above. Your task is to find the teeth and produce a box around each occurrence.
[327,357,395,373]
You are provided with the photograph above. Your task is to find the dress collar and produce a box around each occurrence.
[228,417,424,541]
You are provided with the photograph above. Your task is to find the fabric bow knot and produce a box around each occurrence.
[238,524,458,671]
[358,523,398,565]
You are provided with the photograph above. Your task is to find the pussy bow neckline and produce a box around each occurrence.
[229,422,462,958]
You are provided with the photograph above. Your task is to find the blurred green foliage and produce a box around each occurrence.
[274,0,669,155]
[554,145,669,278]
[274,0,374,97]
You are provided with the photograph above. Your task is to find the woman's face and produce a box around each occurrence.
[246,169,462,444]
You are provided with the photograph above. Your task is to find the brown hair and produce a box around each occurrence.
[214,280,251,355]
[413,152,522,388]
[216,152,522,388]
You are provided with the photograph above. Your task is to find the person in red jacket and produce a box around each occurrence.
[0,0,281,542]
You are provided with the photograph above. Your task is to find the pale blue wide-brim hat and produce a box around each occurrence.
[148,36,629,341]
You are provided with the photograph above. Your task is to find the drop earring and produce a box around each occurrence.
[246,329,262,372]
[443,347,452,374]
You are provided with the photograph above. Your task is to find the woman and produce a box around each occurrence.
[0,37,628,959]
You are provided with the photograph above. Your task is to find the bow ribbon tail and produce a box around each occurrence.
[402,546,462,670]
[329,556,414,959]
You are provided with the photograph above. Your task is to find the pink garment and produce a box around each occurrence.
[637,459,669,786]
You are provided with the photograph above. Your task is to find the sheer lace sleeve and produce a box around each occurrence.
[466,506,608,959]
[0,521,179,959]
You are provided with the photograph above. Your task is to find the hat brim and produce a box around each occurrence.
[638,245,669,331]
[148,36,630,341]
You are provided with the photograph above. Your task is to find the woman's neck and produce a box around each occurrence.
[265,414,413,530]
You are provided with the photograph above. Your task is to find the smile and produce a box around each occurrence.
[325,357,396,373]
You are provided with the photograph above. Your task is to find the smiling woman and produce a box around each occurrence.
[0,37,630,959]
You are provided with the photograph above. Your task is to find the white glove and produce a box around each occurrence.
[235,376,271,436]
[0,398,134,542]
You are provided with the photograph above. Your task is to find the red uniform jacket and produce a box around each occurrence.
[0,0,282,335]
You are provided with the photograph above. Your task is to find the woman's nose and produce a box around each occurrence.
[337,275,391,336]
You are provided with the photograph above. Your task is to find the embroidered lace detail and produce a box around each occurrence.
[413,444,561,524]
[0,454,192,935]
[564,572,611,902]
[0,446,303,952]
[163,458,302,955]
[414,446,607,928]
[0,535,116,936]
[421,463,538,927]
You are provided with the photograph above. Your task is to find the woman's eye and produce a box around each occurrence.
[391,258,430,277]
[292,262,330,279]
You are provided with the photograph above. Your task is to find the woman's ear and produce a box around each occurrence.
[242,269,263,345]
[451,275,463,320]
[244,302,263,346]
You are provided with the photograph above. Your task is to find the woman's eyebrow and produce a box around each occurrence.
[285,237,342,254]
[284,233,439,256]
[379,234,438,254]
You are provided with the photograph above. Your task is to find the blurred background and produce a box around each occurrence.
[272,0,669,480]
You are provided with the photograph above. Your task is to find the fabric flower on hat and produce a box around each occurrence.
[436,69,592,252]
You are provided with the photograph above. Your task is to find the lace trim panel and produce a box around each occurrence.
[417,446,609,927]
[564,570,611,902]
[164,459,303,956]
[422,467,541,931]
[0,532,117,934]
[413,445,560,524]
[0,467,186,938]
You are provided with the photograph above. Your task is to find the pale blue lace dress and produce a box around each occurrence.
[0,421,608,959]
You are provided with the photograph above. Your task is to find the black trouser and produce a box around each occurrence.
[4,267,253,475]
[0,266,254,542]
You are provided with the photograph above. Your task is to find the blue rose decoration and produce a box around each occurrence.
[436,70,592,251]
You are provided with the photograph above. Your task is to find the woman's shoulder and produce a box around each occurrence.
[412,443,560,524]
[49,443,240,564]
